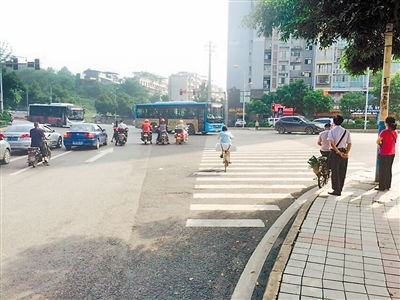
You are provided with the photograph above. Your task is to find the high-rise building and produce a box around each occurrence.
[168,72,205,101]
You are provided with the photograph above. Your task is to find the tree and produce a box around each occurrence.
[248,0,400,75]
[246,92,277,115]
[0,41,12,62]
[339,92,365,121]
[193,82,209,102]
[276,80,309,115]
[2,70,25,109]
[303,90,333,118]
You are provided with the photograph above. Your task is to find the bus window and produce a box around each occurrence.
[30,106,47,116]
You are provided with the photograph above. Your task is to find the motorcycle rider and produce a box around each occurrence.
[111,120,118,143]
[29,122,49,165]
[157,118,169,144]
[116,119,128,145]
[141,119,153,143]
[175,120,188,141]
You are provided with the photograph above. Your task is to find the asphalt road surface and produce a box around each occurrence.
[0,124,380,299]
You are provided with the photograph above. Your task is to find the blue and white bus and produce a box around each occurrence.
[134,101,224,134]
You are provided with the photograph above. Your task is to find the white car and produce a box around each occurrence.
[235,119,246,127]
[0,133,11,164]
[313,118,333,125]
[267,117,280,127]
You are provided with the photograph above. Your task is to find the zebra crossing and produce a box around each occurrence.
[186,144,368,228]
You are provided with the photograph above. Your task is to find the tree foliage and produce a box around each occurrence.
[246,80,332,117]
[248,0,400,75]
[339,92,365,120]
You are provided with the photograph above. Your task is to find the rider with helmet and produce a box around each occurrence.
[157,118,169,144]
[175,120,188,141]
[141,119,153,143]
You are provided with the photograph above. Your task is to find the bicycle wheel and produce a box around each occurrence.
[223,152,229,172]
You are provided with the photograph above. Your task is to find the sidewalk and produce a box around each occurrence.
[269,170,400,300]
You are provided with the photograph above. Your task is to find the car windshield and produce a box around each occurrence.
[5,125,33,132]
[70,124,95,132]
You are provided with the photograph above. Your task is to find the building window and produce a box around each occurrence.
[264,51,272,60]
[279,50,288,60]
[292,64,301,71]
[264,64,271,72]
[302,72,312,77]
[317,75,330,84]
[306,44,313,50]
[305,58,312,64]
[279,65,286,71]
[317,63,332,73]
[291,50,301,57]
[263,77,271,89]
[279,77,286,84]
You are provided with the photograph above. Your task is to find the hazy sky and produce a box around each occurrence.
[0,0,228,87]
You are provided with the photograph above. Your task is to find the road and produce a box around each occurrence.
[0,124,381,299]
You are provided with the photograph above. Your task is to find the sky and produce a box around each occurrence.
[0,0,228,88]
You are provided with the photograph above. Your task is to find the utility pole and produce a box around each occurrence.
[49,85,53,104]
[0,65,3,114]
[363,70,370,131]
[375,23,393,181]
[206,41,215,102]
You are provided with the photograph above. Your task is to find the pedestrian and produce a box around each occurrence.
[317,123,332,157]
[327,115,351,196]
[255,120,260,130]
[376,117,398,191]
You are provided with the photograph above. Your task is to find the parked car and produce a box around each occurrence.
[313,118,333,125]
[275,116,324,134]
[63,123,108,150]
[3,123,63,151]
[0,133,11,164]
[267,117,280,127]
[235,119,246,127]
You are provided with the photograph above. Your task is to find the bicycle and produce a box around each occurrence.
[308,155,330,188]
[220,145,231,172]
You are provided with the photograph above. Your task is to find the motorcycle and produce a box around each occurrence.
[141,131,152,145]
[157,131,169,145]
[174,128,187,144]
[27,141,51,167]
[116,128,127,146]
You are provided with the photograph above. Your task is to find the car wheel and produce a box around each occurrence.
[65,145,72,151]
[56,137,62,148]
[95,139,100,149]
[305,127,314,135]
[103,137,108,146]
[1,149,11,164]
[277,126,285,134]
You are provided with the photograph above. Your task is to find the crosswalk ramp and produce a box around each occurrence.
[186,146,368,228]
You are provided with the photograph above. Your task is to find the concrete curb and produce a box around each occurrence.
[231,185,322,300]
[262,186,328,300]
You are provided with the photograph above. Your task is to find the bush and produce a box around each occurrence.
[0,111,13,125]
[247,120,255,127]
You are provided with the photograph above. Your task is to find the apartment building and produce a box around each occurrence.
[83,69,121,84]
[133,72,168,96]
[168,72,205,101]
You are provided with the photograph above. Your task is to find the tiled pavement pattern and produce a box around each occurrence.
[277,172,400,300]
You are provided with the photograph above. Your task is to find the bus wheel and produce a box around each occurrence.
[188,124,195,135]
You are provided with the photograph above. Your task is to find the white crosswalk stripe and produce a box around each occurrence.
[186,143,367,228]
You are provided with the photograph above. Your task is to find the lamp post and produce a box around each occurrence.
[363,70,370,131]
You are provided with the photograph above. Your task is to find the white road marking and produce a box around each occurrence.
[200,159,310,163]
[194,171,312,176]
[190,204,280,211]
[193,193,293,199]
[199,167,308,171]
[196,177,314,182]
[200,162,310,166]
[186,219,265,227]
[195,184,307,189]
[10,156,26,162]
[85,148,114,163]
[10,151,72,176]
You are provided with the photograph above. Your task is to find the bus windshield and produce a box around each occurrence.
[68,108,85,120]
[207,103,224,123]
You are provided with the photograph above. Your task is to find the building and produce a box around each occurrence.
[226,0,369,123]
[168,72,205,101]
[83,69,121,84]
[133,72,168,96]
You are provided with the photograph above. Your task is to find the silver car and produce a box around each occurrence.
[3,124,63,151]
[0,133,11,164]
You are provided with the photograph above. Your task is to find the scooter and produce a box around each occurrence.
[27,142,51,167]
[174,128,187,144]
[116,128,127,146]
[141,131,152,145]
[157,131,169,145]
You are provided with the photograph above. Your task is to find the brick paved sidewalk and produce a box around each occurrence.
[276,172,400,300]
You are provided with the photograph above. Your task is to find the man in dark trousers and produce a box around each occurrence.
[30,122,49,165]
[327,115,351,196]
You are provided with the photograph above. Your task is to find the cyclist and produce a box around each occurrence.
[218,126,233,163]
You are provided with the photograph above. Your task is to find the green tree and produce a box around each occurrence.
[2,70,25,109]
[303,90,333,118]
[248,0,400,75]
[193,82,209,102]
[29,81,47,104]
[339,92,365,121]
[246,99,269,115]
[276,80,309,115]
[95,93,116,115]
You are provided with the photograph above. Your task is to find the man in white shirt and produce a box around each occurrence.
[317,123,331,157]
[327,115,352,196]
